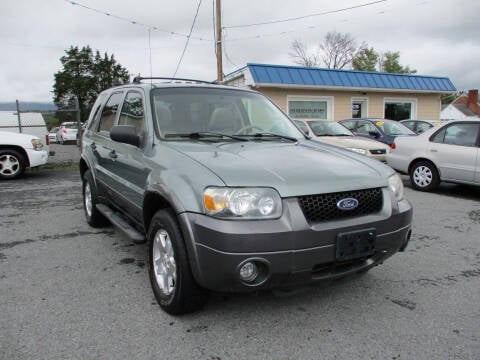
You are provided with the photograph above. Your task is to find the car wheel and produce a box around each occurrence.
[82,170,108,227]
[148,209,208,315]
[410,161,440,191]
[0,149,26,180]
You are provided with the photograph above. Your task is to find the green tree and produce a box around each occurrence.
[352,47,379,71]
[53,46,129,120]
[380,51,416,74]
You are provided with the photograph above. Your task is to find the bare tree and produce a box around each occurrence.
[289,40,320,68]
[320,31,363,69]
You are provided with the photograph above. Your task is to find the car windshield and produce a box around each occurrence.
[151,87,304,140]
[63,123,78,129]
[374,120,415,136]
[308,120,353,136]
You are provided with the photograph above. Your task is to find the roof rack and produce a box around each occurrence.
[132,76,214,85]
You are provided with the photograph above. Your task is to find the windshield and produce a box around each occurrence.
[151,87,303,140]
[375,120,415,136]
[308,120,353,136]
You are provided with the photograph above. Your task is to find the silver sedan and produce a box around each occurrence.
[386,120,480,191]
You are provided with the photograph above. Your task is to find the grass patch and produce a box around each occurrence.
[39,161,80,172]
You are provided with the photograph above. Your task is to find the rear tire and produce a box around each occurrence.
[0,149,26,180]
[148,209,208,315]
[410,161,440,191]
[82,170,108,227]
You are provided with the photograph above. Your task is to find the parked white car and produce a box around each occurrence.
[57,122,78,144]
[386,120,480,191]
[48,127,59,143]
[295,120,390,162]
[0,131,49,179]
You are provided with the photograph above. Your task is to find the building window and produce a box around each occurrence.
[351,98,368,118]
[287,96,333,120]
[384,98,416,121]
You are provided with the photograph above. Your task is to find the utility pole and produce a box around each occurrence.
[15,100,22,133]
[215,0,223,84]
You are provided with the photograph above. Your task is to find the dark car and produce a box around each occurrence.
[80,79,413,315]
[339,118,416,147]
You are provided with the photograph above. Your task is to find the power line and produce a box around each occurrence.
[63,0,211,42]
[172,0,203,78]
[224,0,387,29]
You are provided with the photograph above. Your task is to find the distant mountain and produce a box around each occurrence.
[0,102,58,112]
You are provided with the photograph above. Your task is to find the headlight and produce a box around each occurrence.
[204,187,282,219]
[388,174,404,201]
[346,147,367,155]
[31,139,44,150]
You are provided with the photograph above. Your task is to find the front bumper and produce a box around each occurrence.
[26,149,48,168]
[179,189,413,292]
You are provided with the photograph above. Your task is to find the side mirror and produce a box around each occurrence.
[369,131,380,138]
[110,125,140,147]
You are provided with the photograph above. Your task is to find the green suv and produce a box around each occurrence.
[80,78,412,314]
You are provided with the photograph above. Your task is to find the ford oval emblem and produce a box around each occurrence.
[337,198,359,211]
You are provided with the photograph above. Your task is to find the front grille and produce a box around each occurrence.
[369,149,387,155]
[298,188,383,222]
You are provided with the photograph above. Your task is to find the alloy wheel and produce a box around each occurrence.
[0,154,20,177]
[152,229,177,295]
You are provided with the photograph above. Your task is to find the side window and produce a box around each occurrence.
[416,122,432,134]
[98,92,124,133]
[118,91,145,135]
[431,128,446,143]
[357,121,376,135]
[432,123,480,147]
[341,120,356,131]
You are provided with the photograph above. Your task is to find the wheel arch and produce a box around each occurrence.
[0,145,30,167]
[408,157,440,177]
[79,158,89,179]
[143,191,177,234]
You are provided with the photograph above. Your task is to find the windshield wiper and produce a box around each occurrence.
[165,132,248,141]
[237,132,298,142]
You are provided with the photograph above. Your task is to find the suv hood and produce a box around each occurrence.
[314,136,389,150]
[169,140,393,197]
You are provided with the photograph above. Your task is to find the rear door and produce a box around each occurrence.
[429,122,480,183]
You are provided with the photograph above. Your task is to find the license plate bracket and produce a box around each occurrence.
[336,228,376,261]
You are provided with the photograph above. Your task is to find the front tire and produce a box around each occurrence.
[82,170,108,227]
[410,160,440,191]
[0,149,26,180]
[148,209,208,315]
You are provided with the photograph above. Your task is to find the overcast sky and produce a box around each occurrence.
[1,0,479,102]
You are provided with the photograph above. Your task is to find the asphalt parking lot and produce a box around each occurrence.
[1,146,479,359]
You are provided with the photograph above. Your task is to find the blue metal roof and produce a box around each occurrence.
[244,63,456,92]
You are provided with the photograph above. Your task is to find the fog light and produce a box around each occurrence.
[239,261,258,282]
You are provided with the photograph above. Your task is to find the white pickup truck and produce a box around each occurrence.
[0,131,49,179]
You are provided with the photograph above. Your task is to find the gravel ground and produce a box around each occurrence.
[47,143,81,165]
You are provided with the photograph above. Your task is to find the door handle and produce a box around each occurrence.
[430,149,438,153]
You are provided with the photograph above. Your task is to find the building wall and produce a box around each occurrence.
[253,87,442,120]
